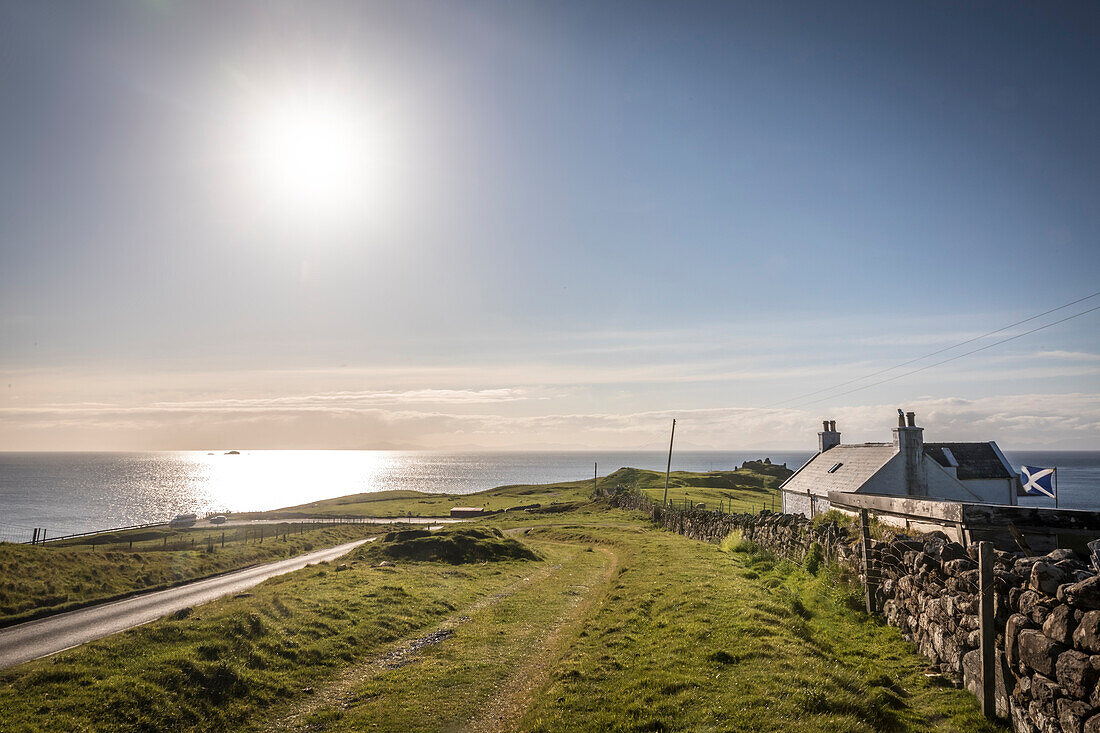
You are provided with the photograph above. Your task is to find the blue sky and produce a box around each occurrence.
[1,1,1098,450]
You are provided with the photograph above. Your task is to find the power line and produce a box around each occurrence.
[764,290,1100,409]
[786,303,1100,410]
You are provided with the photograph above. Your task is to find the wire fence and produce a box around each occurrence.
[0,522,37,545]
[1,515,414,549]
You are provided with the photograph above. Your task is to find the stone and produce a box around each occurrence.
[1057,559,1089,574]
[1074,611,1100,653]
[941,541,968,562]
[1065,576,1100,610]
[891,538,925,554]
[1019,629,1068,677]
[1011,699,1038,733]
[1029,698,1059,733]
[1007,613,1034,669]
[997,570,1025,592]
[943,558,977,576]
[956,569,979,594]
[1031,673,1063,704]
[1032,604,1054,627]
[1086,712,1100,733]
[1056,649,1099,700]
[1046,548,1079,564]
[962,648,1012,719]
[1014,673,1032,701]
[1089,539,1100,573]
[1044,604,1079,646]
[1059,698,1093,733]
[1020,590,1043,615]
[913,551,937,573]
[1031,561,1069,597]
[1016,556,1040,576]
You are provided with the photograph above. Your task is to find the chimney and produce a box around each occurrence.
[892,409,927,496]
[818,419,841,453]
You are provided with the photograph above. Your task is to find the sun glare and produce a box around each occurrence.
[242,90,393,222]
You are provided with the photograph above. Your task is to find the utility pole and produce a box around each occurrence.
[663,419,676,506]
[593,462,598,495]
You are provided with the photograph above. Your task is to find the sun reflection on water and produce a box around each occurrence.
[189,450,393,514]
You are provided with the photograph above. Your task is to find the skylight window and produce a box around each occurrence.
[828,463,843,473]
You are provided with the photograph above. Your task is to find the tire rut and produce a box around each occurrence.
[465,545,620,733]
[261,561,565,732]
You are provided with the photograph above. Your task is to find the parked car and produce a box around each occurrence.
[169,513,197,528]
[210,515,228,525]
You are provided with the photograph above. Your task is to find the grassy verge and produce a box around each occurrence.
[518,520,1000,732]
[0,526,547,733]
[0,523,387,627]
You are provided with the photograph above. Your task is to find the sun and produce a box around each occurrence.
[243,90,391,222]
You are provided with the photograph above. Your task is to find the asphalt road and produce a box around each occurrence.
[0,537,372,670]
[193,516,463,530]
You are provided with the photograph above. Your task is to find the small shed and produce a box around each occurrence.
[450,507,485,518]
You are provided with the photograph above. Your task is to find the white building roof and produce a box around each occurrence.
[780,443,897,497]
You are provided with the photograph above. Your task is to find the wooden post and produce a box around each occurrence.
[594,462,598,496]
[221,532,225,548]
[860,509,875,615]
[663,419,676,506]
[31,528,38,545]
[979,540,996,719]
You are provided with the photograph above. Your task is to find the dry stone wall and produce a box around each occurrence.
[602,487,1100,732]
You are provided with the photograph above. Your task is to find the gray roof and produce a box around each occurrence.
[779,443,897,497]
[924,442,1014,480]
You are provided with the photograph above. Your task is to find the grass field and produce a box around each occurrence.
[251,462,793,519]
[0,497,999,732]
[0,523,387,627]
[0,462,786,628]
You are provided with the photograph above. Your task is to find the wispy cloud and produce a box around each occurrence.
[2,391,1096,451]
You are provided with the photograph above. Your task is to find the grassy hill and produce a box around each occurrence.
[251,462,793,519]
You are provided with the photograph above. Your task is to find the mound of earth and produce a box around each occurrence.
[358,527,539,564]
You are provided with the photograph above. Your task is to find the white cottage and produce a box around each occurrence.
[780,411,1019,517]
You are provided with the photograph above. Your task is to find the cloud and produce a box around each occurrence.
[2,390,1096,451]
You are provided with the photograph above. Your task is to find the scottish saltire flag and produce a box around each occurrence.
[1020,465,1056,498]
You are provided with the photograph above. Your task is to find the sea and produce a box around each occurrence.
[0,450,1097,542]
